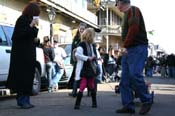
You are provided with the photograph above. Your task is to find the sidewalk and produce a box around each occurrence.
[0,76,175,116]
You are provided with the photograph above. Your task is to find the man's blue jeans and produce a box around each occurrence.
[120,45,152,110]
[52,63,64,86]
[46,62,64,88]
[46,62,55,88]
[146,67,153,77]
[168,66,175,78]
[97,64,103,82]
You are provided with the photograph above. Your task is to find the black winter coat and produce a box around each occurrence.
[79,42,98,78]
[70,34,81,65]
[6,15,38,95]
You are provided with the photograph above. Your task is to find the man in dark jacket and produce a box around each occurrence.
[42,36,55,92]
[167,54,175,78]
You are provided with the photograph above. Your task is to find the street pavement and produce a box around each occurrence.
[0,76,175,116]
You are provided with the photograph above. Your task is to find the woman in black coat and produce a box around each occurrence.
[68,22,87,97]
[6,2,40,109]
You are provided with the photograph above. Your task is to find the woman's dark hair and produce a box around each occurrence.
[98,46,103,51]
[74,30,80,40]
[73,23,87,40]
[22,2,40,18]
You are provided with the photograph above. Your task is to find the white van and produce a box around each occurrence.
[0,23,74,96]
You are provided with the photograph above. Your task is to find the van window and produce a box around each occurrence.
[60,44,72,56]
[0,26,8,46]
[2,25,14,45]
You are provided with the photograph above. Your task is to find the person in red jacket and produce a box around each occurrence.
[115,0,152,115]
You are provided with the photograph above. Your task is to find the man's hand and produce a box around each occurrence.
[121,48,128,55]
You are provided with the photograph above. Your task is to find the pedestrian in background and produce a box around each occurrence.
[166,53,175,78]
[6,2,40,109]
[145,56,155,77]
[74,28,98,109]
[68,22,87,97]
[115,0,152,115]
[42,36,56,93]
[52,39,67,91]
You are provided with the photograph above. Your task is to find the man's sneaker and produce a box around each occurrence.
[139,103,152,115]
[20,103,34,109]
[116,107,135,114]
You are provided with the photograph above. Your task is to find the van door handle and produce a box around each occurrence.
[5,49,11,53]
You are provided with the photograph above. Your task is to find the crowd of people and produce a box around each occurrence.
[42,36,67,93]
[9,0,175,115]
[145,54,175,78]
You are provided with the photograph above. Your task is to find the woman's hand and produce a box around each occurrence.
[30,18,39,27]
[88,56,96,61]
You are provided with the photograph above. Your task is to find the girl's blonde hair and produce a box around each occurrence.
[81,28,95,44]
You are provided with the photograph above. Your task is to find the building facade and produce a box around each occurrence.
[0,0,99,43]
[87,0,123,52]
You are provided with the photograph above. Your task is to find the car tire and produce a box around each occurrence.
[32,67,41,95]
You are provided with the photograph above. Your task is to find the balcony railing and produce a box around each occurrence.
[100,25,121,35]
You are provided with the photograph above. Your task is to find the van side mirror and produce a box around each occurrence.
[0,37,2,43]
[35,38,40,47]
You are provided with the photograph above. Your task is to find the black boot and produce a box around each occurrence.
[69,81,78,97]
[91,90,97,108]
[87,88,91,97]
[74,92,83,109]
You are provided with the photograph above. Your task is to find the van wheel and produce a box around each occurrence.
[32,67,41,95]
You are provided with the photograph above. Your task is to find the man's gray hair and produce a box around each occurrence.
[116,0,130,4]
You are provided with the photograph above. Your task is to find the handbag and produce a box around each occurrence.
[80,60,99,78]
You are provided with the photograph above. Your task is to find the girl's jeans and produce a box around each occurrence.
[79,77,95,93]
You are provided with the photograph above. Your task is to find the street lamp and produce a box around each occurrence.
[47,7,56,44]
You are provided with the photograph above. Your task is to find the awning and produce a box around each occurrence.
[40,0,100,30]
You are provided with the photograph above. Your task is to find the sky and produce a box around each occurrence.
[131,0,175,54]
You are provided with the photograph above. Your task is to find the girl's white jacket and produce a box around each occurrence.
[74,44,95,80]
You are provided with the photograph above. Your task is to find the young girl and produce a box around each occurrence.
[74,28,98,109]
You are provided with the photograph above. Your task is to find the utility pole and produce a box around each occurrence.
[106,0,109,53]
[101,0,109,53]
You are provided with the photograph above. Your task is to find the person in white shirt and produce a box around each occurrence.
[52,40,67,91]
